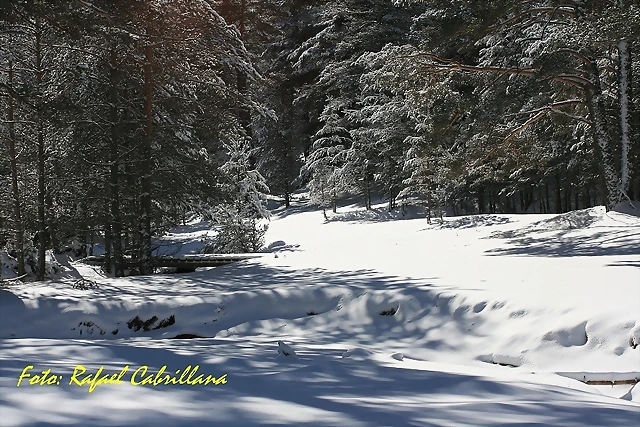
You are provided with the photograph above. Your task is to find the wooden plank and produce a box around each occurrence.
[557,372,639,386]
[581,379,639,385]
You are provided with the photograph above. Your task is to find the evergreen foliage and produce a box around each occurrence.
[1,0,637,279]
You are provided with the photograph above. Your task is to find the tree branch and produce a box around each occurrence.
[488,7,577,31]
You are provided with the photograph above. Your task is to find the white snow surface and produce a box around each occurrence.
[1,200,639,426]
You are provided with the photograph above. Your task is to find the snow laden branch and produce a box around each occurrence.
[402,52,588,88]
[487,6,578,32]
[507,99,590,124]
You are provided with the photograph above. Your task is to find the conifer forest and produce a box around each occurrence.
[1,1,639,280]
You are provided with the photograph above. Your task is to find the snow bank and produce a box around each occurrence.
[1,204,639,425]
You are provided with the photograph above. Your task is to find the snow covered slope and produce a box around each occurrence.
[0,201,639,426]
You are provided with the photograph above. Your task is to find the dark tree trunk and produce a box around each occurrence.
[35,19,46,281]
[237,0,252,149]
[492,192,496,213]
[522,188,531,212]
[365,175,371,210]
[139,22,154,275]
[103,200,111,275]
[109,48,124,277]
[519,191,525,212]
[426,184,432,224]
[46,194,59,253]
[545,182,550,214]
[555,173,562,214]
[537,188,543,213]
[7,53,25,276]
[89,231,94,256]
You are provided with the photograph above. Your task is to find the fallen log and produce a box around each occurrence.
[557,371,640,386]
[79,254,262,270]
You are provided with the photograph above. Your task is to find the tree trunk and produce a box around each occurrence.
[426,184,432,224]
[89,231,94,256]
[519,191,525,212]
[109,48,124,277]
[585,187,591,208]
[45,193,59,253]
[284,190,290,209]
[103,200,111,275]
[585,59,622,209]
[7,54,25,276]
[545,182,550,213]
[555,173,562,214]
[537,188,543,213]
[237,0,252,151]
[618,38,633,201]
[35,18,46,281]
[139,24,154,275]
[365,175,371,210]
[492,191,496,213]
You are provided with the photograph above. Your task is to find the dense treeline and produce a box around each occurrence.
[1,0,638,280]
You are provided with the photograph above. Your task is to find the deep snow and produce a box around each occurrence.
[0,199,639,426]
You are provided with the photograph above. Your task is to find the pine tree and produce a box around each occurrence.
[208,137,270,253]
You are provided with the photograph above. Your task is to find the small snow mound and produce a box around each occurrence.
[493,207,605,238]
[543,321,589,347]
[391,352,404,361]
[479,353,522,368]
[268,241,286,250]
[263,240,301,253]
[277,340,297,357]
[612,201,640,217]
[534,207,605,231]
[437,215,511,229]
[342,348,373,359]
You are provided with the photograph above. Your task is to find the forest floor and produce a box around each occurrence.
[1,198,639,426]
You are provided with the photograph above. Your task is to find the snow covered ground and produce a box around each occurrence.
[1,199,639,426]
